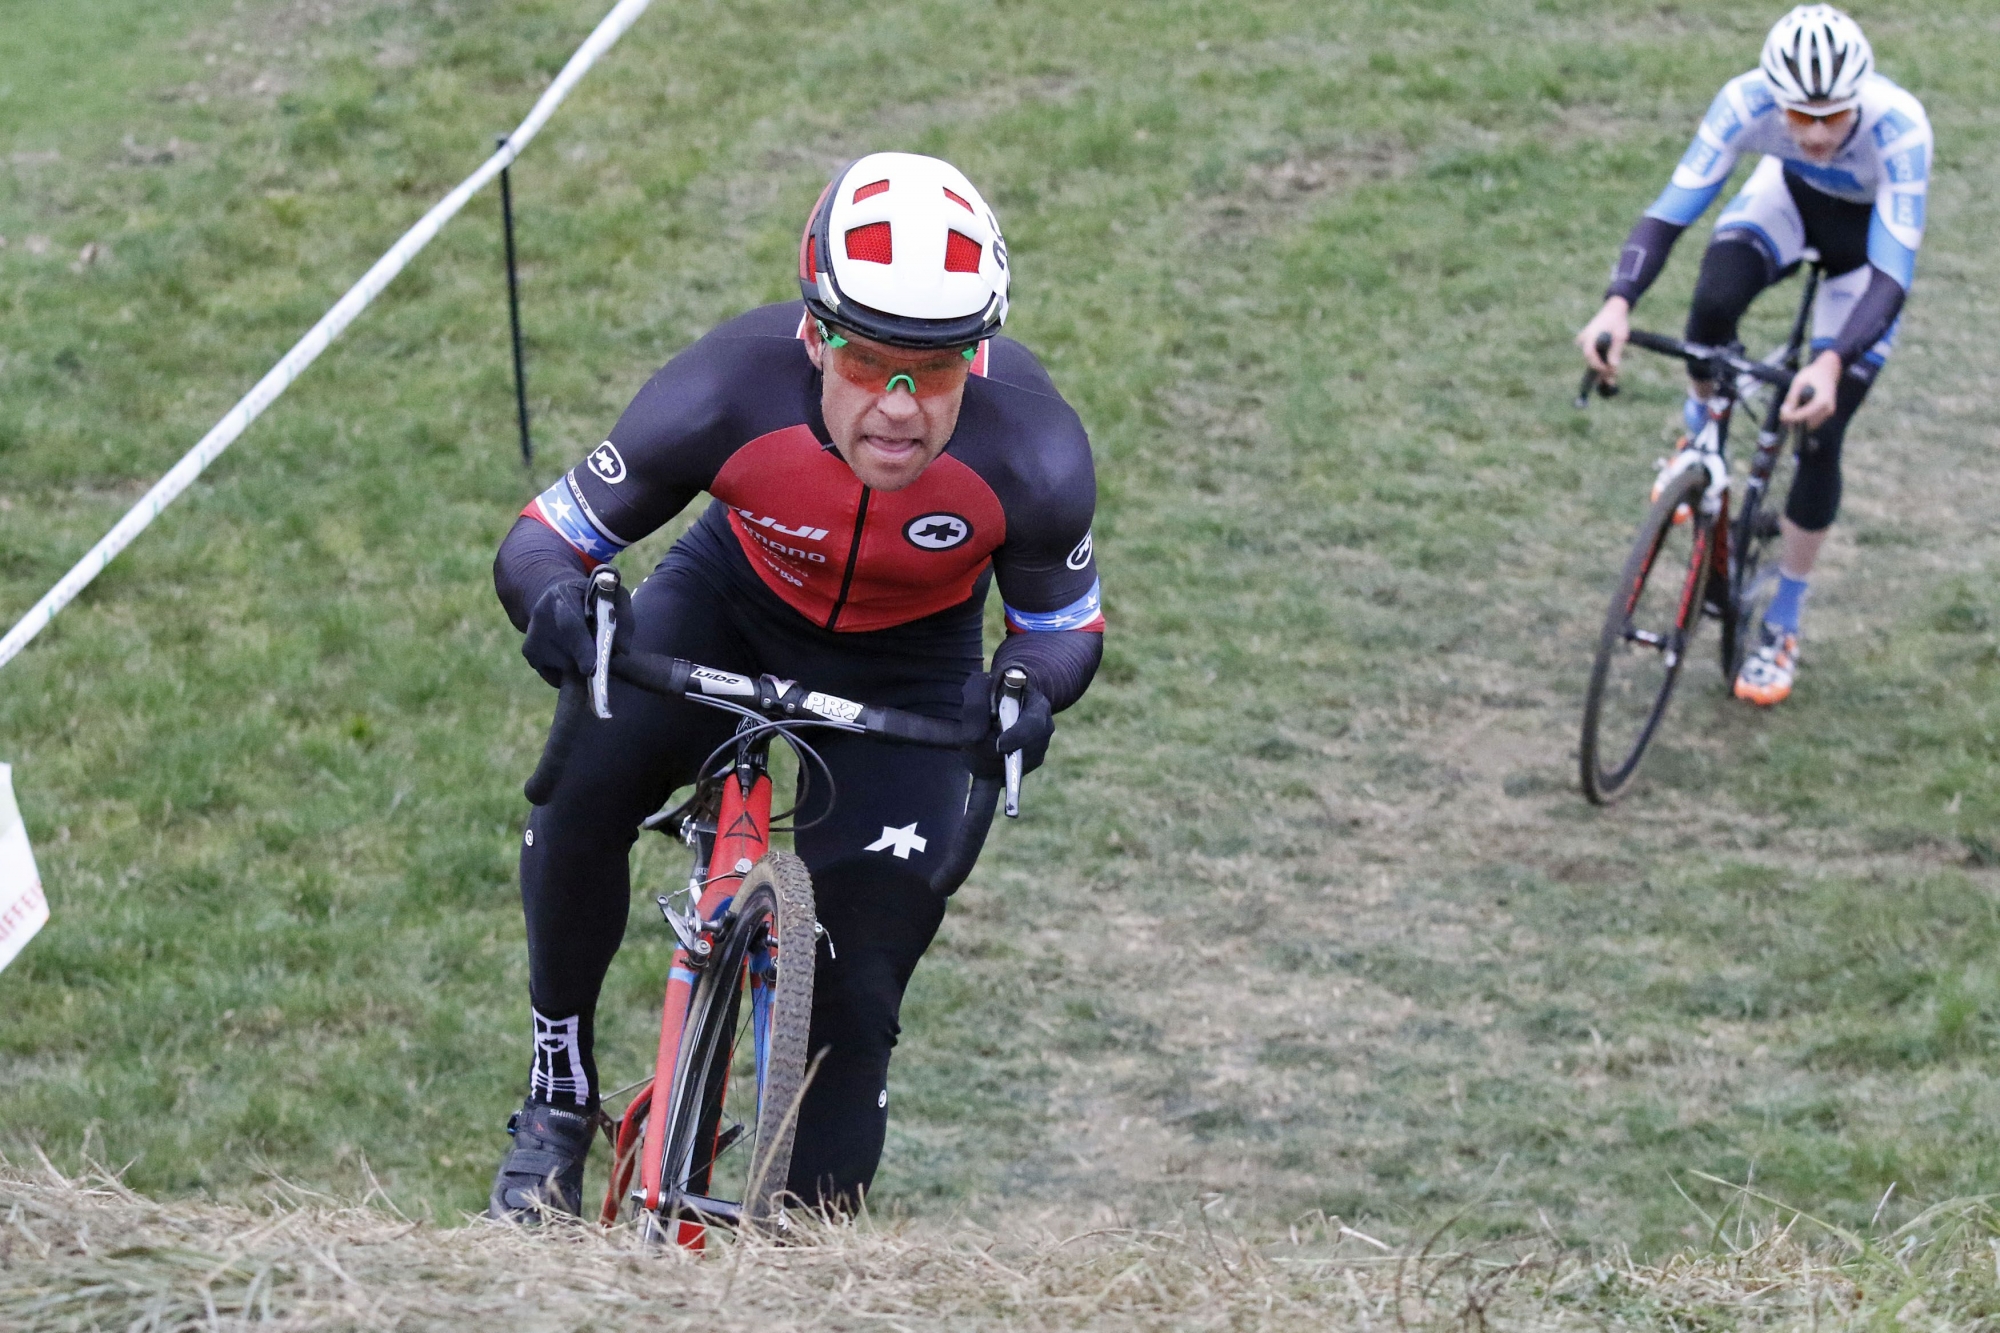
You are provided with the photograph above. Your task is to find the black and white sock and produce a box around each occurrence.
[529,1007,596,1110]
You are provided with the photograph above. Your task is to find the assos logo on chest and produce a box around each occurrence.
[587,441,627,485]
[904,514,972,551]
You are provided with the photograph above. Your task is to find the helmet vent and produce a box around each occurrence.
[800,151,1010,346]
[943,230,982,273]
[1760,6,1871,113]
[845,222,894,265]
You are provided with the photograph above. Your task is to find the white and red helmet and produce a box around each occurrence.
[799,152,1009,349]
[1760,5,1873,114]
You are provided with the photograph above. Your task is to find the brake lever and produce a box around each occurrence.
[588,565,620,721]
[1574,332,1620,409]
[997,666,1027,819]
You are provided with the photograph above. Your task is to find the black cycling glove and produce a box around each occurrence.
[960,671,1055,780]
[521,575,633,688]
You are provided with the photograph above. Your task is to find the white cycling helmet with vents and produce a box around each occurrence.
[798,152,1009,349]
[1760,4,1873,114]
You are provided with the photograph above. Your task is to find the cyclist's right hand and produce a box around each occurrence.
[959,670,1055,780]
[1577,296,1631,384]
[522,575,632,688]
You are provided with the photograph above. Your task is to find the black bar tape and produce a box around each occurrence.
[607,651,695,699]
[1627,329,1689,357]
[856,706,988,747]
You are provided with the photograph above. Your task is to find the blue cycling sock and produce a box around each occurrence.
[1682,392,1707,439]
[1765,574,1809,635]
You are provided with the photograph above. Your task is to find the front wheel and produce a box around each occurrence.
[1580,466,1717,804]
[632,852,817,1240]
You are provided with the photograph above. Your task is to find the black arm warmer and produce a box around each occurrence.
[1830,264,1907,369]
[494,515,591,632]
[992,630,1102,714]
[1605,215,1688,306]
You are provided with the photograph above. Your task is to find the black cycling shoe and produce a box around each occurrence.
[487,1098,595,1222]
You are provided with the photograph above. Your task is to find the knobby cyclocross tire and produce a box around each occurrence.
[644,852,816,1236]
[1580,467,1716,804]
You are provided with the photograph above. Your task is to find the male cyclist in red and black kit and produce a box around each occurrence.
[485,153,1105,1220]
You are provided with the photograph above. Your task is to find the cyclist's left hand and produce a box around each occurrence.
[962,672,1055,779]
[1780,350,1842,430]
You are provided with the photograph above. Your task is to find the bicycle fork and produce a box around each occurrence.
[638,766,772,1248]
[1642,404,1735,659]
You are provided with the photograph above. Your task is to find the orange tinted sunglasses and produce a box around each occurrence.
[818,321,975,399]
[1783,106,1853,128]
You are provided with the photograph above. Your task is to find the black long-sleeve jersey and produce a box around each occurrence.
[494,301,1104,707]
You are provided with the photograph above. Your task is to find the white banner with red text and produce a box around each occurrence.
[0,764,48,975]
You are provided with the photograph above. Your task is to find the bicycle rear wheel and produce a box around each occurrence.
[1719,456,1793,683]
[637,852,816,1240]
[1580,467,1716,804]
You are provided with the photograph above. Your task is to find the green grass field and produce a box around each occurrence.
[4,0,2000,1262]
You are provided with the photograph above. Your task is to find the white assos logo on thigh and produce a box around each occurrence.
[904,513,971,551]
[1065,530,1093,571]
[587,441,627,485]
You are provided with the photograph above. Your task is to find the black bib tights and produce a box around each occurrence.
[520,524,979,1210]
[1683,193,1879,534]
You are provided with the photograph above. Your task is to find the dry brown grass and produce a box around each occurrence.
[5,1158,1997,1331]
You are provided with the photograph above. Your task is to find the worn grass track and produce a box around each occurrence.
[7,1159,2000,1330]
[3,0,2000,1268]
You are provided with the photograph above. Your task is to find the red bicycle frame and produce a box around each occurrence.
[554,640,1008,1244]
[600,769,771,1247]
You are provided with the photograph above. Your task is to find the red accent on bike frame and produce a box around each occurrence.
[1625,520,1674,617]
[1675,528,1711,629]
[637,770,773,1249]
[600,1080,653,1227]
[1710,494,1733,588]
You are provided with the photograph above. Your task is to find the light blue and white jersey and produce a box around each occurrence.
[1646,70,1932,288]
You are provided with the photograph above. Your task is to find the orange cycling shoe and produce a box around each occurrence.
[1734,623,1799,706]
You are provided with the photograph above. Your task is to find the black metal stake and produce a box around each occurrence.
[498,135,533,468]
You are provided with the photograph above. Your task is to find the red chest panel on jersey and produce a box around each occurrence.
[710,426,1008,632]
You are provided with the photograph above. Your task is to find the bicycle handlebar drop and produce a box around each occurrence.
[1575,331,1621,409]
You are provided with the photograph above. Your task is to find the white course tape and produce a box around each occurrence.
[0,0,656,672]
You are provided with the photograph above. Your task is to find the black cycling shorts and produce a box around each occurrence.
[1684,186,1878,534]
